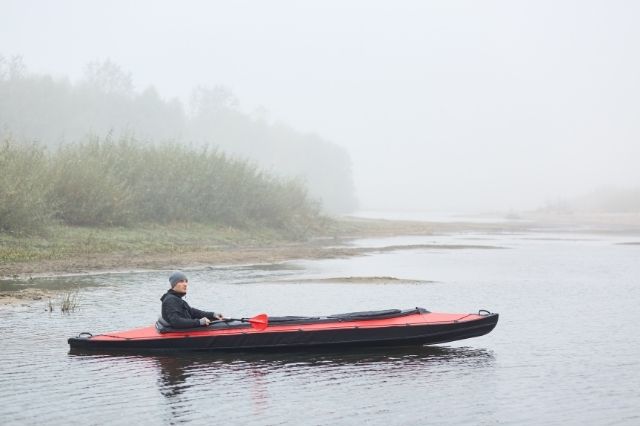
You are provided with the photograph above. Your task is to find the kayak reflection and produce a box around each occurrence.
[152,345,495,395]
[68,345,495,422]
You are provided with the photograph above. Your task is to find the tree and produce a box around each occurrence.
[83,59,133,96]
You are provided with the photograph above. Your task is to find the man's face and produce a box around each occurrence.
[173,279,188,294]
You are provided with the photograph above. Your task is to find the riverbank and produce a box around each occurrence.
[0,217,530,305]
[3,213,639,306]
[5,212,640,280]
[1,217,524,279]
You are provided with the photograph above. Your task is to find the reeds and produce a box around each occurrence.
[0,140,52,234]
[60,289,79,313]
[45,289,80,313]
[1,138,321,235]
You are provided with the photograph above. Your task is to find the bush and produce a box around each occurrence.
[0,137,322,234]
[48,138,321,230]
[48,139,136,226]
[0,140,51,234]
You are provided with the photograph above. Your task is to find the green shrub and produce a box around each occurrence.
[48,139,137,226]
[1,137,322,234]
[0,140,51,234]
[48,138,321,231]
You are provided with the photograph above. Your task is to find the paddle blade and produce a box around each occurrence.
[248,313,269,331]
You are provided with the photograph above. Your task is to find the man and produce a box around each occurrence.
[160,271,224,328]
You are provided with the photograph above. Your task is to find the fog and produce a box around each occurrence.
[2,0,639,214]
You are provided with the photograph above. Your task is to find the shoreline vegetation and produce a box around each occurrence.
[0,57,357,213]
[1,138,320,234]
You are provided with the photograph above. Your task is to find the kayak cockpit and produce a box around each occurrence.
[154,307,431,333]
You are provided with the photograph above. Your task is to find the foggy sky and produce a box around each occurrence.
[2,0,639,213]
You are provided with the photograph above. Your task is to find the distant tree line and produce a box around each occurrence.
[0,138,320,235]
[0,55,357,214]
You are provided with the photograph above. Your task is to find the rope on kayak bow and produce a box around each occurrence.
[478,309,492,316]
[77,332,93,338]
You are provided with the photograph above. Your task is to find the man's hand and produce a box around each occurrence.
[199,317,211,326]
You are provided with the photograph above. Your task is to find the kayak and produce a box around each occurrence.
[68,307,498,353]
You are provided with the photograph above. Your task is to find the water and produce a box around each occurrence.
[350,209,515,223]
[1,228,640,424]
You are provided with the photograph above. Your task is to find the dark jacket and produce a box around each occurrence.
[160,289,218,328]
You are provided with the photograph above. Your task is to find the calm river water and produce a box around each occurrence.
[1,225,639,424]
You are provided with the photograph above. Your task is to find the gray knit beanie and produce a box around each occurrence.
[169,271,188,287]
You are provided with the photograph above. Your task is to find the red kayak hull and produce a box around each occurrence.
[68,308,498,353]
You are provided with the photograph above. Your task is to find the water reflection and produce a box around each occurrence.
[155,356,192,398]
[69,346,495,412]
[149,345,495,422]
[71,345,493,369]
[72,345,494,401]
[179,345,496,367]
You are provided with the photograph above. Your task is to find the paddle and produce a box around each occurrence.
[213,313,269,331]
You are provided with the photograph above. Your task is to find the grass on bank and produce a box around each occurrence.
[0,216,524,266]
[0,222,297,264]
